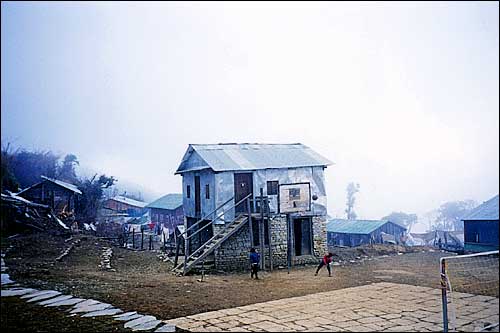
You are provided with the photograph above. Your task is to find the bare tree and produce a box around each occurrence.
[432,200,477,231]
[382,212,418,231]
[345,182,360,220]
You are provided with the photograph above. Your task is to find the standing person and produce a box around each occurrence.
[315,252,334,277]
[249,248,260,279]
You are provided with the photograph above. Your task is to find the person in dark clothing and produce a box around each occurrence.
[249,248,260,279]
[315,252,334,277]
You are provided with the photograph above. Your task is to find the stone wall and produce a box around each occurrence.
[213,214,328,272]
[312,215,328,257]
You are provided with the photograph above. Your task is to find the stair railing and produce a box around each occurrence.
[180,196,234,238]
[182,193,253,274]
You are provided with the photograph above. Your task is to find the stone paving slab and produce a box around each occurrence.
[164,282,499,332]
[115,314,143,321]
[131,319,162,331]
[81,308,123,317]
[1,288,36,297]
[71,299,101,309]
[38,295,73,306]
[1,273,14,285]
[114,311,138,319]
[46,297,85,307]
[124,315,158,329]
[70,302,113,314]
[21,290,58,299]
[26,291,62,302]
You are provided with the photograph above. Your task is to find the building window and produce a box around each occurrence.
[205,184,210,199]
[267,181,279,195]
[186,185,191,198]
[289,188,301,200]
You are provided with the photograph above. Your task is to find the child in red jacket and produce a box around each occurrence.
[315,252,334,277]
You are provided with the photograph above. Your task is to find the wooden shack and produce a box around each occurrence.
[16,176,81,213]
[146,193,184,235]
[102,195,148,217]
[461,194,499,252]
[174,143,332,274]
[327,219,407,247]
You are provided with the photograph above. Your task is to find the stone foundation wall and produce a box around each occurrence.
[312,216,328,257]
[213,214,328,272]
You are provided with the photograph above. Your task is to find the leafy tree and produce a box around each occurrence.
[345,182,360,220]
[382,212,418,231]
[57,154,79,184]
[1,143,20,192]
[76,174,117,222]
[432,200,477,231]
[9,149,59,189]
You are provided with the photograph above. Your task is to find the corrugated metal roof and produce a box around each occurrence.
[41,176,82,194]
[326,219,406,234]
[146,193,183,210]
[18,176,82,195]
[110,195,148,208]
[462,195,499,221]
[176,143,333,174]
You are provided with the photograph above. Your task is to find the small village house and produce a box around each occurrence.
[146,193,183,236]
[461,194,499,252]
[175,143,332,273]
[327,219,407,247]
[16,176,82,213]
[102,195,148,217]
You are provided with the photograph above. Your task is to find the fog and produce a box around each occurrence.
[2,2,498,231]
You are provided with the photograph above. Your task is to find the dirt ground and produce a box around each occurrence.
[3,232,478,322]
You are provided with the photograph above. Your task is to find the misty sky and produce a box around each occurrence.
[1,1,499,231]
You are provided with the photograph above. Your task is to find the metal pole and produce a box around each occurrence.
[141,229,144,250]
[132,229,135,248]
[440,258,449,332]
[247,197,253,247]
[259,188,265,270]
[149,234,152,250]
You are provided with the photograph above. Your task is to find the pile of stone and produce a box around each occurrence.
[99,247,113,270]
[1,245,15,285]
[156,252,173,263]
[55,238,81,262]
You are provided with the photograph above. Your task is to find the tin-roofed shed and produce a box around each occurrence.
[146,193,184,235]
[103,195,148,217]
[461,195,499,252]
[327,219,407,247]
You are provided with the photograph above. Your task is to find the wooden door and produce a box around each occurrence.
[234,173,253,213]
[195,176,201,217]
